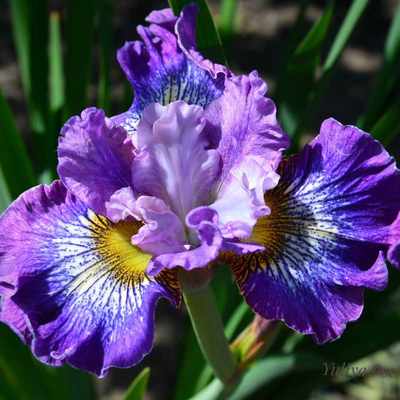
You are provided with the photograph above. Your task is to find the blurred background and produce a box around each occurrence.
[0,0,400,399]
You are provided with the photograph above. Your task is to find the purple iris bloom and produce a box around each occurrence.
[0,5,287,377]
[0,4,399,378]
[227,118,400,343]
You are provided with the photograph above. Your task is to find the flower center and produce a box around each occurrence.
[92,214,152,282]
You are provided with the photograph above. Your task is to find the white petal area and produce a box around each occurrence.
[131,101,221,221]
[105,187,138,223]
[211,158,280,238]
[130,196,187,256]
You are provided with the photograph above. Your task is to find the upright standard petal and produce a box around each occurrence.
[0,181,179,376]
[205,72,289,238]
[175,4,229,78]
[58,108,133,215]
[226,118,400,343]
[131,101,221,221]
[114,6,225,133]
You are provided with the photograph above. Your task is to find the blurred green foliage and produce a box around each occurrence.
[0,0,399,399]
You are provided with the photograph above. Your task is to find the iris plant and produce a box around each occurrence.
[1,4,400,384]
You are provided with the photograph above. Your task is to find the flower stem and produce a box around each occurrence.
[179,270,237,386]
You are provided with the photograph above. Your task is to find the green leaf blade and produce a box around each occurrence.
[276,1,335,137]
[10,0,49,135]
[49,11,65,113]
[0,89,36,201]
[322,0,369,74]
[98,0,114,114]
[219,0,238,40]
[64,0,96,118]
[359,3,400,129]
[124,367,151,400]
[370,97,400,145]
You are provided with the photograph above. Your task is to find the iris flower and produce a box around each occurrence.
[0,5,399,378]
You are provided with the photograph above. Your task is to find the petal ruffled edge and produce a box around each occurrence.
[175,4,230,79]
[205,71,289,239]
[224,117,399,343]
[131,101,222,220]
[114,5,226,133]
[388,212,400,269]
[147,206,264,275]
[57,107,133,215]
[0,181,180,377]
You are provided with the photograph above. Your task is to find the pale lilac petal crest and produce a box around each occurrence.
[131,101,221,220]
[211,158,280,238]
[130,196,186,256]
[228,118,400,344]
[206,71,289,181]
[205,71,289,237]
[146,8,176,26]
[58,108,133,215]
[105,186,138,223]
[105,188,186,255]
[147,207,223,275]
[146,206,263,275]
[0,181,179,376]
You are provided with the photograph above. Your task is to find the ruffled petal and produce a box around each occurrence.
[388,212,400,269]
[0,181,179,376]
[131,101,221,220]
[105,187,138,223]
[147,207,223,275]
[175,4,229,78]
[205,71,289,237]
[146,206,262,275]
[57,108,133,215]
[227,118,400,343]
[146,8,176,27]
[207,71,289,182]
[211,158,280,238]
[105,189,186,255]
[0,297,63,366]
[0,297,33,345]
[129,196,186,255]
[114,6,225,133]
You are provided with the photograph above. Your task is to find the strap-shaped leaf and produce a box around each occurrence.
[219,0,238,40]
[276,1,334,137]
[64,0,96,118]
[124,368,151,400]
[359,3,400,130]
[0,89,35,202]
[49,12,65,113]
[98,0,113,114]
[371,97,400,145]
[0,325,95,400]
[10,0,49,135]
